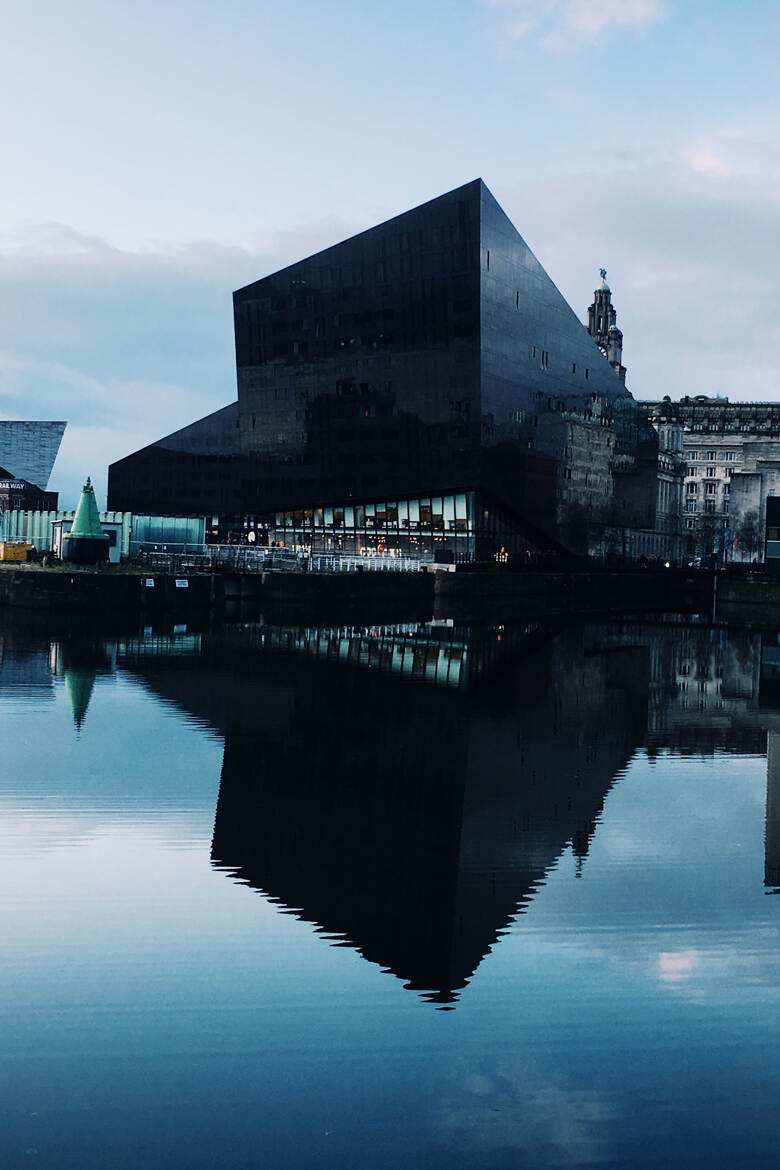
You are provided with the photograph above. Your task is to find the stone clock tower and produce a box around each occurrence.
[587,269,627,384]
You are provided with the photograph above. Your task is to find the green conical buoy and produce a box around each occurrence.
[70,477,109,540]
[63,476,109,565]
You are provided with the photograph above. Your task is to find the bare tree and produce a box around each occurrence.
[735,509,762,563]
[692,512,719,559]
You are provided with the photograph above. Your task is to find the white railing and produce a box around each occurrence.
[308,553,422,573]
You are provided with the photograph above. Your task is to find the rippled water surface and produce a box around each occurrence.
[1,615,779,1168]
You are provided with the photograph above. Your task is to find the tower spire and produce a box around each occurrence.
[587,269,626,383]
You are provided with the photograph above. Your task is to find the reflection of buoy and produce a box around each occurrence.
[64,669,96,733]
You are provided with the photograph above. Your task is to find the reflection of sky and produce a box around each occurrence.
[2,678,780,1168]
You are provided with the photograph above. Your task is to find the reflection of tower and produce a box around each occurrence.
[64,668,97,731]
[587,269,626,384]
[54,638,114,732]
[766,732,780,887]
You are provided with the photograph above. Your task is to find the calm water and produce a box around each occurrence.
[1,614,779,1168]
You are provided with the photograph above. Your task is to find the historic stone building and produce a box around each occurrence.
[639,396,780,561]
[587,270,626,383]
[581,279,677,561]
[640,399,687,564]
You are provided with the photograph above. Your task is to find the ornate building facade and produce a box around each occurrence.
[640,396,780,562]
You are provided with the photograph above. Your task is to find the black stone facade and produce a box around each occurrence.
[108,180,657,555]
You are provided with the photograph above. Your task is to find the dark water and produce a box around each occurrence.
[1,614,779,1168]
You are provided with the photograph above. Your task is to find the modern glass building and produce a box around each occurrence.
[109,180,656,558]
[0,421,66,490]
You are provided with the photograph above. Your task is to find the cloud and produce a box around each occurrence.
[0,219,357,506]
[437,1057,614,1162]
[492,127,780,403]
[657,948,700,983]
[483,0,667,49]
[681,128,780,193]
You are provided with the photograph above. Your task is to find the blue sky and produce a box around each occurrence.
[2,0,779,505]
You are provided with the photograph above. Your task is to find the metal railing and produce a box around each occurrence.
[308,553,422,573]
[131,546,423,574]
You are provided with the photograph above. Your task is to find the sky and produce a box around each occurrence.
[1,0,779,506]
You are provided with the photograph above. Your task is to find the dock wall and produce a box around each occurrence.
[0,565,713,620]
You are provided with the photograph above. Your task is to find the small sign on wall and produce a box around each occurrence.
[175,579,189,588]
[144,578,155,588]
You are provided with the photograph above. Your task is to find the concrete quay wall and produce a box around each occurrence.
[0,567,214,614]
[0,565,710,619]
[718,578,780,609]
[433,569,711,619]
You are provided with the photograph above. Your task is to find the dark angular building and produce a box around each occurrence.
[109,180,657,557]
[109,402,240,519]
[0,466,58,512]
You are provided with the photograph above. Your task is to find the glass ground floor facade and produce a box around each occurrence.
[244,490,535,563]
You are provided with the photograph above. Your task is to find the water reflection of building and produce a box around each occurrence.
[113,615,780,995]
[0,628,54,696]
[630,621,766,756]
[766,734,780,888]
[120,622,648,1004]
[606,620,780,889]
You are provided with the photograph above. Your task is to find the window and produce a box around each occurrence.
[726,467,734,477]
[706,482,716,495]
[724,451,735,461]
[707,450,716,460]
[706,467,716,478]
[687,466,696,476]
[705,501,716,513]
[724,483,730,495]
[685,502,696,513]
[687,483,697,495]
